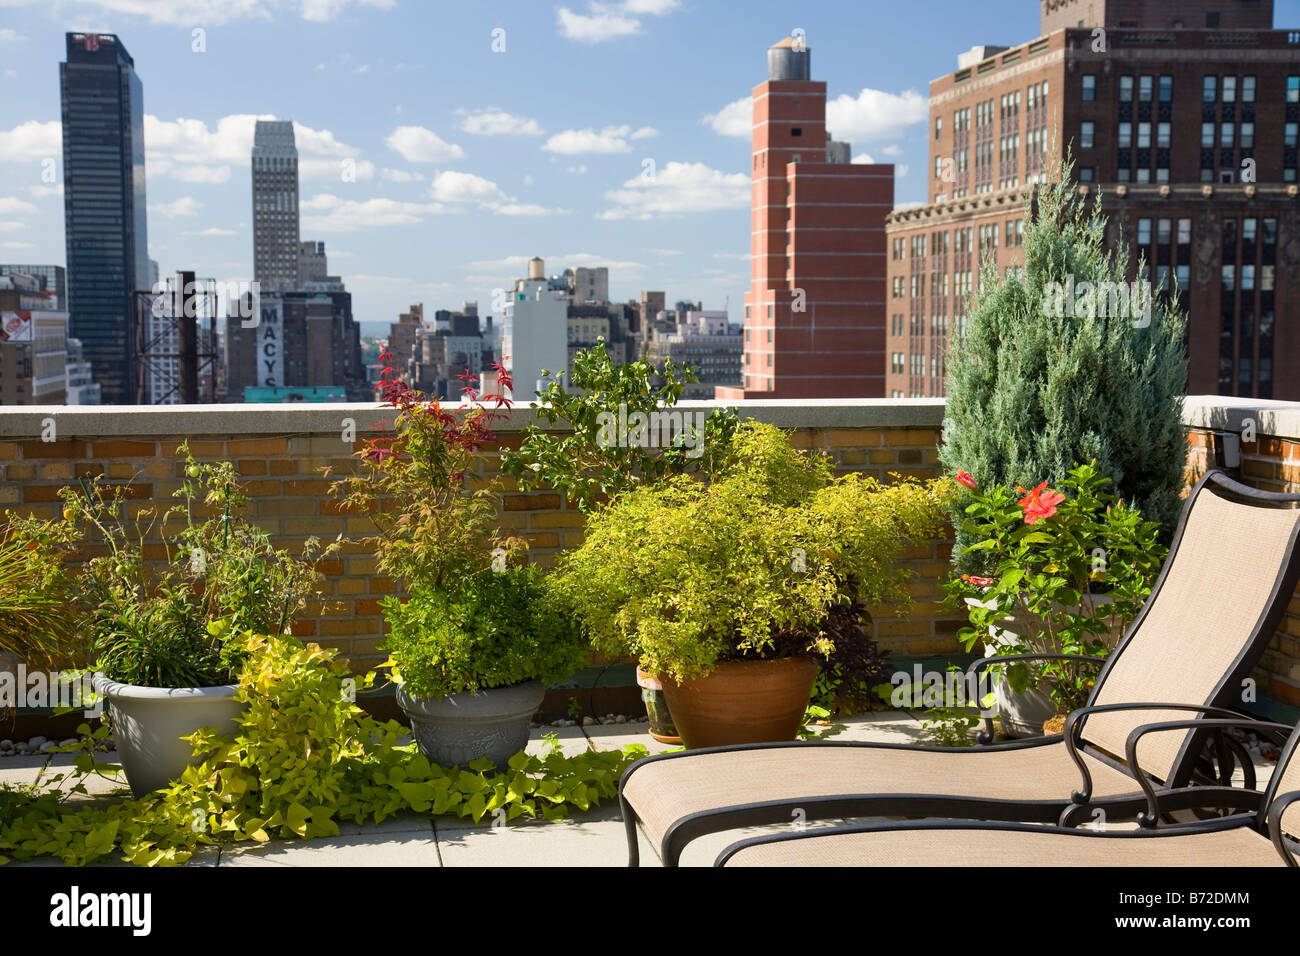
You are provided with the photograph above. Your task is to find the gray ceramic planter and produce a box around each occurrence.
[395,680,544,770]
[94,675,244,797]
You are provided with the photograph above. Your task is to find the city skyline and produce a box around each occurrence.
[0,0,1070,330]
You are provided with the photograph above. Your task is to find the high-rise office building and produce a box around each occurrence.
[885,0,1300,399]
[716,37,894,400]
[60,32,148,405]
[0,273,68,405]
[0,265,66,311]
[252,120,300,290]
[501,257,568,402]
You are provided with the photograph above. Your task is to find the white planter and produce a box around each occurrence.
[968,595,1123,739]
[94,675,244,797]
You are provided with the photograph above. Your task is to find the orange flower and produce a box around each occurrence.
[955,469,977,490]
[1017,481,1065,525]
[961,573,995,588]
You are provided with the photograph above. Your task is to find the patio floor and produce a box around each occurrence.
[0,710,1278,867]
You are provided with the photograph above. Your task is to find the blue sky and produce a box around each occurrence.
[2,0,1297,333]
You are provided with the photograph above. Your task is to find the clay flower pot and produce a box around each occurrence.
[658,657,818,749]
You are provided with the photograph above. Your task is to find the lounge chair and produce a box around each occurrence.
[716,714,1300,867]
[619,470,1300,866]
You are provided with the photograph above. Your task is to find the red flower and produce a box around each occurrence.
[1017,481,1066,525]
[961,573,995,588]
[955,469,977,490]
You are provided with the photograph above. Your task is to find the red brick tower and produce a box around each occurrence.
[717,36,894,400]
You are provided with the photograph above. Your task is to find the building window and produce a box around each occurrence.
[1157,122,1171,148]
[1203,76,1217,102]
[1289,76,1300,103]
[1079,121,1094,149]
[1243,76,1256,103]
[1118,122,1132,148]
[1079,166,1094,182]
[1220,123,1234,148]
[1223,76,1237,103]
[1082,75,1096,101]
[1119,75,1133,101]
[1241,122,1254,148]
[1158,75,1173,103]
[1137,123,1151,148]
[1201,122,1215,148]
[1222,265,1235,291]
[1139,75,1153,102]
[1137,218,1151,244]
[1286,122,1299,148]
[935,116,942,140]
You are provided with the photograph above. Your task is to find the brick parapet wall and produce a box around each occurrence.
[2,397,1298,707]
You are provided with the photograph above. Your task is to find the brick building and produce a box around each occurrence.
[716,37,894,400]
[885,0,1300,399]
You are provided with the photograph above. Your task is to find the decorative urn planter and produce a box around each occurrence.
[658,657,818,749]
[635,666,681,744]
[395,680,544,769]
[94,675,244,797]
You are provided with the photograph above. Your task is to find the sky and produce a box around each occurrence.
[3,0,1298,334]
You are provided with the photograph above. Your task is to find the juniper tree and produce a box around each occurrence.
[939,160,1187,564]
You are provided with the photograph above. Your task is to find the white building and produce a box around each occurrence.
[501,257,568,402]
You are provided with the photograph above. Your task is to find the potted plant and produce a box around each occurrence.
[0,518,80,697]
[336,358,588,769]
[551,421,952,748]
[34,446,330,795]
[943,462,1166,738]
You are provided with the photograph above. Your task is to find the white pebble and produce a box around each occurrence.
[0,739,11,749]
[27,736,47,749]
[582,716,596,726]
[59,738,78,748]
[39,741,57,753]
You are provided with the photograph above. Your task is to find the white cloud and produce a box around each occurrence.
[168,164,232,184]
[429,171,566,217]
[826,88,928,143]
[385,125,465,163]
[0,196,37,215]
[460,252,646,276]
[1,0,395,27]
[851,153,875,164]
[702,97,751,137]
[0,29,28,43]
[184,227,238,236]
[458,109,543,137]
[897,164,909,178]
[300,194,447,232]
[712,251,748,260]
[894,200,925,212]
[0,222,24,232]
[542,124,657,155]
[879,144,903,157]
[380,167,423,183]
[0,120,60,162]
[0,241,35,249]
[557,6,640,42]
[649,248,682,256]
[29,184,63,198]
[599,161,748,220]
[566,164,588,175]
[430,171,508,204]
[556,0,680,42]
[149,197,202,217]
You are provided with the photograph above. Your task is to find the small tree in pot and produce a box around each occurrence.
[551,422,953,748]
[334,359,587,769]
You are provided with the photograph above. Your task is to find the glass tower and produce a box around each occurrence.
[60,32,148,405]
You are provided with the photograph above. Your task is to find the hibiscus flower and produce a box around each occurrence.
[955,469,977,490]
[1017,481,1066,525]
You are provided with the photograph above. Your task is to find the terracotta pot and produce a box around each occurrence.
[658,657,819,749]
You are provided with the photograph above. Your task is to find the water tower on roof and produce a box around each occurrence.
[768,34,810,81]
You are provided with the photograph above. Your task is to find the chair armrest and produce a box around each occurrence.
[966,654,1106,745]
[1062,702,1256,804]
[1268,791,1300,867]
[1123,718,1295,827]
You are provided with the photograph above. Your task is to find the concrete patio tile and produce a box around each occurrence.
[579,724,680,755]
[816,710,929,745]
[335,810,437,837]
[434,804,652,867]
[217,826,438,867]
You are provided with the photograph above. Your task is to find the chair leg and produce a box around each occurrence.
[620,793,640,867]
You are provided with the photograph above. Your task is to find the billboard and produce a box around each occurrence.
[0,311,32,343]
[257,299,283,387]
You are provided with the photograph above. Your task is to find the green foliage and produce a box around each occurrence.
[942,462,1166,714]
[553,421,954,682]
[13,444,332,687]
[382,564,588,699]
[0,520,78,666]
[0,632,646,867]
[939,157,1187,566]
[500,342,738,511]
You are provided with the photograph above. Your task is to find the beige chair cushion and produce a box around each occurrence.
[722,823,1284,867]
[1084,488,1300,780]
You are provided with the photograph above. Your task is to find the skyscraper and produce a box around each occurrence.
[252,120,300,290]
[716,37,894,400]
[60,32,148,405]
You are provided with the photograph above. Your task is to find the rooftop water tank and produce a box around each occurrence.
[768,36,810,81]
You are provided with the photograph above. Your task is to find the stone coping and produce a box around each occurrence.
[0,396,1293,440]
